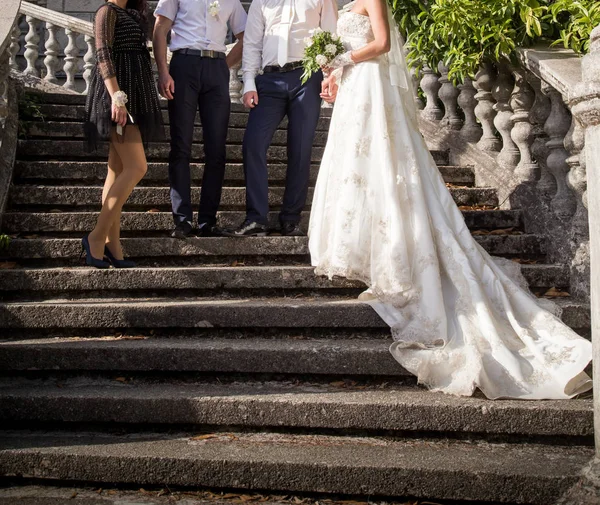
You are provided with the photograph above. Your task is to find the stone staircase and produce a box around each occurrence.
[0,92,594,505]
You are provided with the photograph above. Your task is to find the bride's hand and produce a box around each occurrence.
[320,75,338,104]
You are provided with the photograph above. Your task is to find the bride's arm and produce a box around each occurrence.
[347,0,391,63]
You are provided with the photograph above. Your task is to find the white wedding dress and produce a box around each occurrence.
[308,7,593,399]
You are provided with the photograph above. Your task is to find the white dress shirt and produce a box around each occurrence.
[242,0,338,94]
[155,0,247,53]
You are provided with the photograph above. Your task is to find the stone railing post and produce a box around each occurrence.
[420,65,443,121]
[458,77,482,142]
[438,62,462,130]
[543,82,576,219]
[571,24,600,457]
[492,63,520,169]
[474,63,501,153]
[510,68,538,182]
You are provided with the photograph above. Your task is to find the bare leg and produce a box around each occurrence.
[88,126,148,259]
[103,142,125,259]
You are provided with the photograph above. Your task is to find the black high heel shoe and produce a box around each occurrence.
[81,235,110,269]
[104,245,136,268]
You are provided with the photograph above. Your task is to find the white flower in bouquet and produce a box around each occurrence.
[315,54,328,66]
[304,36,314,47]
[325,43,337,55]
[312,27,324,35]
[208,1,221,17]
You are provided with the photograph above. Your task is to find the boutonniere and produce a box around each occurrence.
[208,0,221,17]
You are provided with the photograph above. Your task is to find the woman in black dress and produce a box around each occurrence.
[83,0,164,268]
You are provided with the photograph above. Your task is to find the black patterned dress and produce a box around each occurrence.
[84,2,164,151]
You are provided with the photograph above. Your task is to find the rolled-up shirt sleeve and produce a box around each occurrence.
[242,0,264,94]
[154,0,178,22]
[320,0,338,33]
[95,4,117,80]
[229,0,248,36]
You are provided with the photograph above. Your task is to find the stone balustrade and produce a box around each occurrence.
[0,0,21,227]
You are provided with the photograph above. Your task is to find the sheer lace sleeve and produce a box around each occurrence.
[95,4,117,80]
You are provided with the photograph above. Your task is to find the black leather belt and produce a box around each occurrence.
[174,49,226,59]
[262,61,304,73]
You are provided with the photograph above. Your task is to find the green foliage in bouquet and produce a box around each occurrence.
[546,0,600,54]
[301,29,345,84]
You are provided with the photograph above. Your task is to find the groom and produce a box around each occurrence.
[153,0,247,239]
[226,0,338,237]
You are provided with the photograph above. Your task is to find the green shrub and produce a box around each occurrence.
[547,0,600,53]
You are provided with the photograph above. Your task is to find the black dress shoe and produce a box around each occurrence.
[280,221,305,236]
[171,221,194,239]
[225,219,268,237]
[197,222,225,237]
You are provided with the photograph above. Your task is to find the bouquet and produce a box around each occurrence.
[301,28,345,84]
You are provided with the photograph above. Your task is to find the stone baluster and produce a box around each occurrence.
[473,63,501,152]
[229,63,242,104]
[564,116,588,237]
[510,69,538,182]
[420,65,443,121]
[542,82,576,219]
[43,23,60,84]
[410,67,424,110]
[525,74,553,194]
[23,16,40,77]
[457,77,482,142]
[9,21,21,71]
[83,35,95,94]
[438,63,462,130]
[62,28,78,91]
[492,63,519,169]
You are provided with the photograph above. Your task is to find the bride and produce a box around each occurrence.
[308,0,593,399]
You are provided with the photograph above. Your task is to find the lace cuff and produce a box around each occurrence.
[328,51,355,70]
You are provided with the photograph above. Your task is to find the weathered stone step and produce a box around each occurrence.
[0,337,401,375]
[0,297,589,331]
[0,264,569,293]
[1,210,524,234]
[0,430,591,504]
[19,122,329,147]
[9,185,499,209]
[14,161,476,187]
[17,140,327,163]
[28,106,332,130]
[1,235,545,261]
[0,377,592,437]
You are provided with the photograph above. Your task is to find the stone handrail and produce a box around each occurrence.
[10,1,94,93]
[0,0,21,228]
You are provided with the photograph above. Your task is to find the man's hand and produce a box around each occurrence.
[158,72,175,100]
[243,91,259,109]
[320,75,338,104]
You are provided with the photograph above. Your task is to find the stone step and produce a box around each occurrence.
[16,140,327,163]
[0,377,592,437]
[1,236,545,264]
[28,106,332,131]
[0,264,569,293]
[19,122,329,147]
[13,161,476,187]
[9,185,499,210]
[0,430,591,504]
[1,210,525,234]
[0,297,589,331]
[0,337,401,375]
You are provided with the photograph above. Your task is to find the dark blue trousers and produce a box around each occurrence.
[168,53,231,227]
[243,68,323,225]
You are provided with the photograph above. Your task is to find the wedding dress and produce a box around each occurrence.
[308,6,592,399]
